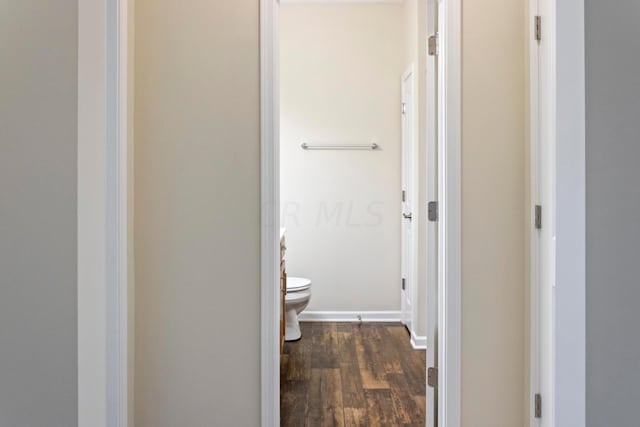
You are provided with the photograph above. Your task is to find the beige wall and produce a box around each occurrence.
[461,0,526,426]
[133,0,260,426]
[280,3,405,313]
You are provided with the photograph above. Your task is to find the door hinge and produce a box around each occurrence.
[534,393,542,418]
[402,102,407,115]
[428,201,439,222]
[402,190,406,202]
[428,34,439,56]
[535,15,542,42]
[401,278,406,291]
[535,205,542,230]
[427,367,438,388]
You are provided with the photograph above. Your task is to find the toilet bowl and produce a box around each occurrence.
[285,277,312,341]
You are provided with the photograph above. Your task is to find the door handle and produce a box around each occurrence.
[403,213,413,220]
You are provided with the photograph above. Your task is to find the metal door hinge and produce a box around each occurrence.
[402,278,406,291]
[402,190,406,202]
[428,34,439,56]
[535,205,542,230]
[428,201,439,222]
[402,102,407,115]
[427,367,438,388]
[534,393,542,418]
[535,16,542,42]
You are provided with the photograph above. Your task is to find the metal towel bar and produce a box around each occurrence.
[300,142,379,150]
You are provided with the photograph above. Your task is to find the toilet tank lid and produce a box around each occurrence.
[287,277,311,291]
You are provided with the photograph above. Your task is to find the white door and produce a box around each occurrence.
[401,67,416,331]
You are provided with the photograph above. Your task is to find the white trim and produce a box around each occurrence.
[425,1,438,425]
[529,0,547,425]
[79,0,129,426]
[410,332,428,350]
[106,0,130,425]
[299,311,402,322]
[529,0,542,425]
[530,1,586,426]
[437,0,462,425]
[260,0,280,426]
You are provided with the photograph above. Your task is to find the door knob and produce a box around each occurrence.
[403,213,413,220]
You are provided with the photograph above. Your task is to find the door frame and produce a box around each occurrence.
[260,0,281,424]
[260,0,462,426]
[529,0,586,426]
[432,0,462,425]
[78,0,130,426]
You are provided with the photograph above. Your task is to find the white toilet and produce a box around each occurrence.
[284,277,312,341]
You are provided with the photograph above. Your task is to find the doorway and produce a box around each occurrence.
[278,2,427,425]
[261,0,461,425]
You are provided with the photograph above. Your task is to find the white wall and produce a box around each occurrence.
[134,0,261,425]
[280,3,406,312]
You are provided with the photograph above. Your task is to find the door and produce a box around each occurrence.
[401,67,416,332]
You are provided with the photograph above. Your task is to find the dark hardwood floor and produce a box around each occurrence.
[280,322,426,427]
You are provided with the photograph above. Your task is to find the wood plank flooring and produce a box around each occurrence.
[281,322,426,427]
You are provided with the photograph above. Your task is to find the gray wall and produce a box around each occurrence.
[586,1,640,426]
[0,2,77,426]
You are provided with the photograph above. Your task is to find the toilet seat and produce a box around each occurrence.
[285,289,311,304]
[287,276,311,292]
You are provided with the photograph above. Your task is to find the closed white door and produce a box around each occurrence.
[401,67,416,331]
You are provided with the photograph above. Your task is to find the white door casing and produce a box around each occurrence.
[530,1,586,426]
[425,1,439,425]
[531,0,556,425]
[427,0,462,425]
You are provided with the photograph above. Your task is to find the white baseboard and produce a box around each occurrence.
[410,331,427,350]
[298,311,402,323]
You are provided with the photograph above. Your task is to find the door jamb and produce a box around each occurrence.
[260,0,281,425]
[529,0,545,424]
[435,0,462,425]
[78,0,130,426]
[529,1,586,426]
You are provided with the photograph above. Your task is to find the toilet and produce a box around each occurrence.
[284,277,312,341]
